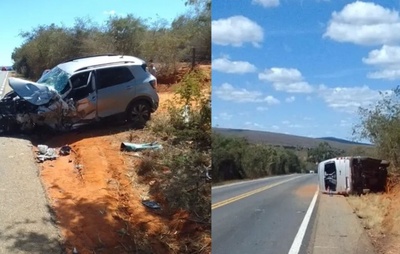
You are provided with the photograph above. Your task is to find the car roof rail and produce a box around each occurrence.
[62,53,120,63]
[75,61,137,72]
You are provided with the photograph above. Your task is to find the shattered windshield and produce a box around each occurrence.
[37,67,70,94]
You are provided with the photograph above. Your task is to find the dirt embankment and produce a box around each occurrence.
[34,65,211,254]
[347,177,400,254]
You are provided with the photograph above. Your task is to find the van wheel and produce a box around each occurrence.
[126,101,151,128]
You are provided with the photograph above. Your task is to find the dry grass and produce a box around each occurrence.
[347,185,400,254]
[347,194,390,233]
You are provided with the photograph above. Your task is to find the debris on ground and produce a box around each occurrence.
[182,104,190,123]
[205,168,212,181]
[59,144,72,156]
[142,200,161,210]
[120,142,163,152]
[36,144,58,162]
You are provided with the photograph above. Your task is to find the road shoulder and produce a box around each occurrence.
[311,194,375,254]
[0,137,62,253]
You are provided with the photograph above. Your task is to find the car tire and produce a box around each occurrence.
[126,100,151,128]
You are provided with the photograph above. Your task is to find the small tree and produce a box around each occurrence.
[307,142,345,163]
[353,87,400,171]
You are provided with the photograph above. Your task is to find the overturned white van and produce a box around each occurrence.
[318,156,389,195]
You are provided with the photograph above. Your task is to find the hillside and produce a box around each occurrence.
[318,137,371,146]
[213,127,373,151]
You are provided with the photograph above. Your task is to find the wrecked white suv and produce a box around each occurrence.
[0,55,159,134]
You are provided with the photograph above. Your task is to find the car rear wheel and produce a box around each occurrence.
[126,101,151,128]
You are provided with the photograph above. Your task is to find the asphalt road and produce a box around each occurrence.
[0,73,62,253]
[212,174,319,254]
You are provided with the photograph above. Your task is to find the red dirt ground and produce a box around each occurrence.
[35,65,211,254]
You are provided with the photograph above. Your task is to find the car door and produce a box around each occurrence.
[95,66,136,118]
[66,71,98,120]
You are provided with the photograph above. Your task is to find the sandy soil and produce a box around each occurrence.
[34,65,211,254]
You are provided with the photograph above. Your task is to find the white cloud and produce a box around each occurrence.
[271,125,280,130]
[289,124,303,128]
[282,120,290,125]
[252,0,279,8]
[273,82,314,93]
[367,69,400,80]
[245,122,264,129]
[259,68,303,83]
[259,68,314,93]
[218,112,233,120]
[212,16,264,47]
[265,95,280,105]
[103,10,116,15]
[285,96,295,103]
[363,45,400,66]
[339,119,351,127]
[212,57,257,74]
[214,83,281,104]
[324,2,400,45]
[214,83,263,102]
[256,106,269,111]
[363,45,400,80]
[318,85,391,113]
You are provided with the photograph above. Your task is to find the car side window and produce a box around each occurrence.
[71,72,91,89]
[96,67,134,89]
[65,71,93,100]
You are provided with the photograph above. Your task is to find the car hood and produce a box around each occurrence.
[8,77,59,106]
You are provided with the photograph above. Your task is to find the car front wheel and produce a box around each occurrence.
[126,101,151,128]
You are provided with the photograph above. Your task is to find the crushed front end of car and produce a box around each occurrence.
[0,78,77,134]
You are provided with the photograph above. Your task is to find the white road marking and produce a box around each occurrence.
[288,186,319,254]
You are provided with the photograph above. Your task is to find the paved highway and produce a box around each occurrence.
[212,174,319,254]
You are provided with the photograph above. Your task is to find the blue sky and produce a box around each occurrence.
[0,0,190,66]
[211,0,400,141]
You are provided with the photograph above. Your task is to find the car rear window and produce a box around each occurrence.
[96,67,134,89]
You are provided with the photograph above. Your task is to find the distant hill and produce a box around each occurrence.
[213,128,373,150]
[317,137,371,146]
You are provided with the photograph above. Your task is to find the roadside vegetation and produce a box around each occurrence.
[146,67,211,239]
[306,141,345,164]
[349,86,400,253]
[11,0,210,82]
[212,134,305,183]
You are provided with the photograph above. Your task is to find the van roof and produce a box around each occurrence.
[57,55,145,74]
